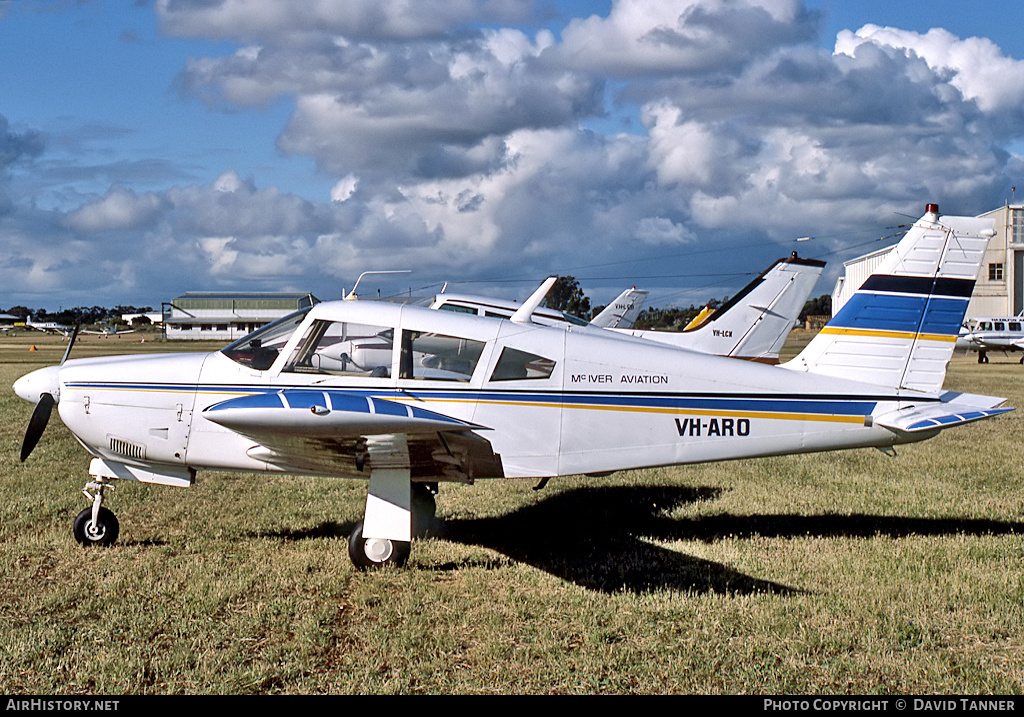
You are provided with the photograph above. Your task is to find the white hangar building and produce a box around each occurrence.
[832,204,1024,319]
[163,292,319,341]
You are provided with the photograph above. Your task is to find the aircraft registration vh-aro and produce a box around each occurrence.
[12,204,1013,568]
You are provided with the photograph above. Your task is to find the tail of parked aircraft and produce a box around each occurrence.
[698,253,825,361]
[590,288,649,329]
[614,253,824,363]
[783,204,995,394]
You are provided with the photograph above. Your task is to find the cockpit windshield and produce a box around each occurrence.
[221,307,312,370]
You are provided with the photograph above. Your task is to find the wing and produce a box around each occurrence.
[202,388,503,481]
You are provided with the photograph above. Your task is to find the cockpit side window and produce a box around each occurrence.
[283,320,395,377]
[399,330,485,381]
[221,307,312,370]
[489,347,556,381]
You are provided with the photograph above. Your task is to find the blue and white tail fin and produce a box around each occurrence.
[783,204,995,393]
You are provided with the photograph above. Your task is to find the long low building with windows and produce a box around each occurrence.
[163,292,319,341]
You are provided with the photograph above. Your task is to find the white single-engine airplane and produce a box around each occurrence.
[13,204,1012,569]
[26,320,74,337]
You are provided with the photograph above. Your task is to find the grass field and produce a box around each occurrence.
[0,331,1021,694]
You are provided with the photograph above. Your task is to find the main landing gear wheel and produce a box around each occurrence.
[348,520,410,569]
[412,482,438,538]
[73,507,119,547]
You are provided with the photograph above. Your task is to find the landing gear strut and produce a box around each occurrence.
[73,478,119,547]
[348,434,413,569]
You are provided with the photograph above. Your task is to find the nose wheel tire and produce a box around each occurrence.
[73,507,120,547]
[348,520,410,569]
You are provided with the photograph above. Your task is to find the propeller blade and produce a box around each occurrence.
[21,392,56,462]
[60,324,80,365]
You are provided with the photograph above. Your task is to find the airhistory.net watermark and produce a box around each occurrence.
[5,700,119,712]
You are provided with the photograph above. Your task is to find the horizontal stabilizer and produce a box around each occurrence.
[874,393,1012,434]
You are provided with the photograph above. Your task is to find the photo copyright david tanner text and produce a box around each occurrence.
[763,698,1016,712]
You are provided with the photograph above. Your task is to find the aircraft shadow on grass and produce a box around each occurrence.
[263,484,1024,595]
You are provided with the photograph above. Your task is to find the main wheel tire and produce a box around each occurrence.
[73,507,119,547]
[412,483,438,538]
[348,520,410,569]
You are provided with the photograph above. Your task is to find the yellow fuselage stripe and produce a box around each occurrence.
[819,326,956,343]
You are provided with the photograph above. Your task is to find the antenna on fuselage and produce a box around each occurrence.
[344,270,411,300]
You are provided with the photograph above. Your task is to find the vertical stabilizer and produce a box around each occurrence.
[590,288,649,328]
[615,253,823,362]
[783,205,994,392]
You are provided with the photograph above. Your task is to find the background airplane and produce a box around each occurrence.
[955,316,1024,363]
[428,286,648,329]
[26,320,74,337]
[429,254,823,363]
[82,325,135,338]
[12,204,1008,570]
[611,253,824,363]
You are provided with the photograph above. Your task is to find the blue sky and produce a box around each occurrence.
[2,0,1024,312]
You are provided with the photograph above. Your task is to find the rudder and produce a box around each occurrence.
[782,204,994,392]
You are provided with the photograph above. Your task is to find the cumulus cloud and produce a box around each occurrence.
[5,1,1024,309]
[65,187,164,232]
[179,26,599,180]
[554,0,819,78]
[157,0,533,42]
[836,25,1024,114]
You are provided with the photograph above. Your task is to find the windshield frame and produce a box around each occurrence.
[220,306,313,370]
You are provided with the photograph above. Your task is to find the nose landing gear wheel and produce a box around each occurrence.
[73,507,119,547]
[348,520,410,569]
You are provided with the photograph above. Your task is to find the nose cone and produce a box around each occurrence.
[13,366,61,404]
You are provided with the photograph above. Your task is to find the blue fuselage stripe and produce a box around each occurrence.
[65,381,883,418]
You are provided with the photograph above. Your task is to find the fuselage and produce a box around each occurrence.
[30,299,936,483]
[956,317,1024,352]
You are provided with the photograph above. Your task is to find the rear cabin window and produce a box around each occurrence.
[489,347,556,381]
[399,331,484,381]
